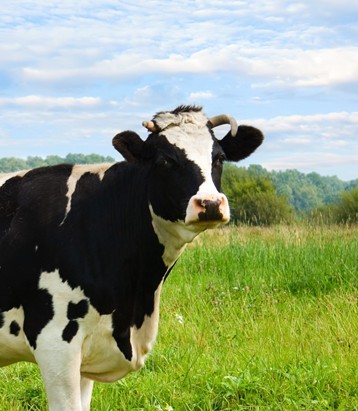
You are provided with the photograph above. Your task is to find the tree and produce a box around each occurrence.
[0,157,28,172]
[27,156,47,169]
[334,187,358,224]
[45,155,65,166]
[0,154,115,172]
[309,187,358,225]
[222,164,294,225]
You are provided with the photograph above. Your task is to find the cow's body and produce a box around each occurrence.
[0,105,263,410]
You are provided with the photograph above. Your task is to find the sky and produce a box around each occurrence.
[1,0,357,181]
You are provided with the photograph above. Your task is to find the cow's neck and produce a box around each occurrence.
[149,205,202,269]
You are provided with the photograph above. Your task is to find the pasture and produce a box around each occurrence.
[0,224,357,410]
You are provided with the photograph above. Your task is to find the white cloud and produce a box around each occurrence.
[15,45,358,95]
[250,112,358,136]
[248,47,358,89]
[261,153,358,173]
[188,91,214,100]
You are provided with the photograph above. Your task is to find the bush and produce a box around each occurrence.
[309,187,358,225]
[222,164,294,225]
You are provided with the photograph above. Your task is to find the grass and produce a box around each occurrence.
[0,224,357,410]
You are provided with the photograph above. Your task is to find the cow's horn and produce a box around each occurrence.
[208,114,238,137]
[142,121,157,132]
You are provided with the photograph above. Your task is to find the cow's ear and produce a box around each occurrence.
[218,125,264,162]
[112,131,145,162]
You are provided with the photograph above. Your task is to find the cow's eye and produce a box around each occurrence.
[213,154,226,168]
[155,155,173,168]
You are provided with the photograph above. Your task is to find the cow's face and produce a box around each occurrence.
[113,105,263,232]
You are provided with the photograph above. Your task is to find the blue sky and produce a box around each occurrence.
[1,0,357,181]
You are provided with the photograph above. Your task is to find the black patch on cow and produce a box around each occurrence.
[211,140,226,191]
[169,105,202,115]
[147,135,205,222]
[111,313,132,361]
[0,311,4,328]
[62,320,79,343]
[9,320,20,337]
[23,289,54,349]
[67,299,89,320]
[0,176,22,242]
[218,125,264,162]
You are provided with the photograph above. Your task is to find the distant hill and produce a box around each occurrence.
[245,165,358,213]
[0,155,356,213]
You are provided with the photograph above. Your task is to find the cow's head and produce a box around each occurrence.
[113,105,263,232]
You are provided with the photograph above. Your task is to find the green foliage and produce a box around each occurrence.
[245,165,356,213]
[270,169,349,211]
[222,164,294,225]
[310,187,358,225]
[221,164,357,224]
[336,187,358,223]
[0,157,28,172]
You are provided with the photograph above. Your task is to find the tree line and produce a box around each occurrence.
[0,155,357,225]
[0,154,115,172]
[222,164,357,225]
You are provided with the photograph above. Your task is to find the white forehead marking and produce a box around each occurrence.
[154,110,217,194]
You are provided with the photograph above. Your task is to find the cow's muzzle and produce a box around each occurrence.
[185,193,230,225]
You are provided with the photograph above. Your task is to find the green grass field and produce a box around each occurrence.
[0,225,357,410]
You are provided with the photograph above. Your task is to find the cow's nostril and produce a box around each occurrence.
[195,198,205,209]
[195,198,208,210]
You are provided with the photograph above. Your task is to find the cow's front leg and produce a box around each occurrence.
[34,344,83,411]
[80,376,94,411]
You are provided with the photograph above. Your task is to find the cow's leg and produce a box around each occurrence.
[80,376,94,411]
[34,346,83,411]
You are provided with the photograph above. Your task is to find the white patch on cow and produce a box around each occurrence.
[0,307,35,366]
[149,205,200,267]
[155,111,215,192]
[61,163,112,225]
[39,270,88,325]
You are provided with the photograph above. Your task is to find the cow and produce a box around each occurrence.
[0,105,263,410]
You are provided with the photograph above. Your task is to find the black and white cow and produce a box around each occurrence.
[0,105,263,410]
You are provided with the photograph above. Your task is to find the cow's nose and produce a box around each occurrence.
[192,194,229,223]
[195,198,223,221]
[185,193,230,225]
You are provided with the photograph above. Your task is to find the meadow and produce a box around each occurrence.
[0,225,357,410]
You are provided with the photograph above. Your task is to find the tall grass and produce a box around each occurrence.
[0,225,357,410]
